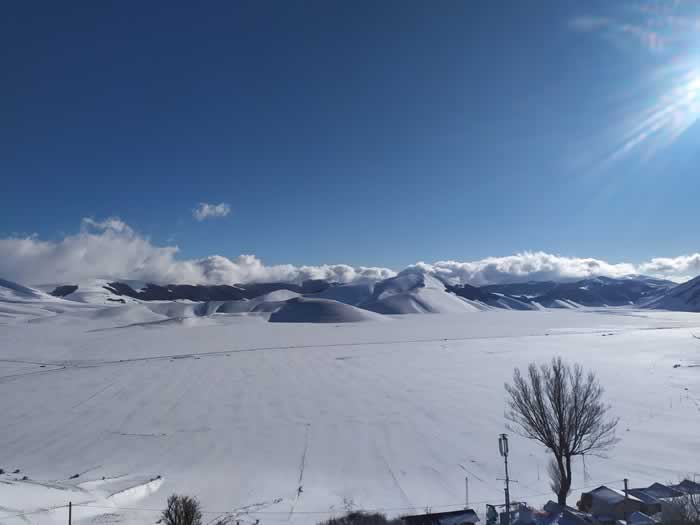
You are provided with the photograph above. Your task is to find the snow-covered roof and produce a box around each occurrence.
[628,512,657,525]
[670,480,700,495]
[627,489,660,504]
[538,502,595,525]
[641,483,684,500]
[402,509,480,525]
[588,486,643,505]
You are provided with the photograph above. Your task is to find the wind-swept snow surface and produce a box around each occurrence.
[0,291,699,524]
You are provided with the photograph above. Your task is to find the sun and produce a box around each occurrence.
[686,74,700,97]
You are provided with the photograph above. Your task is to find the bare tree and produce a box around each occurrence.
[669,492,700,525]
[504,357,619,506]
[161,494,203,525]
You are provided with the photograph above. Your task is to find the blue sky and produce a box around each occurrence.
[3,1,700,281]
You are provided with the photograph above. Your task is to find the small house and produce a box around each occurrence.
[579,486,644,522]
[402,509,480,525]
[535,501,600,525]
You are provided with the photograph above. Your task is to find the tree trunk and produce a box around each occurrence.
[559,455,573,507]
[556,455,568,506]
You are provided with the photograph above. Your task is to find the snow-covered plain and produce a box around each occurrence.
[1,290,699,524]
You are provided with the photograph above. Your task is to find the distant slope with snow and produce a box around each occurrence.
[485,276,675,308]
[270,297,386,323]
[312,282,376,306]
[0,278,50,301]
[34,274,685,315]
[359,272,480,314]
[644,275,700,312]
[41,279,330,304]
[446,283,534,311]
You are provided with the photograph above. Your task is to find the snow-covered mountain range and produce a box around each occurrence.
[25,272,692,318]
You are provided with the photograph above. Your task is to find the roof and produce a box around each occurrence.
[402,509,480,525]
[639,483,684,500]
[670,480,700,495]
[539,501,596,525]
[628,512,657,525]
[586,486,643,505]
[628,480,700,504]
[627,490,660,504]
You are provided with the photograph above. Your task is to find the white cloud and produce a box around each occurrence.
[192,202,231,221]
[0,219,698,286]
[638,254,700,278]
[405,252,638,286]
[0,218,394,285]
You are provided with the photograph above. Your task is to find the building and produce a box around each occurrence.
[579,486,644,522]
[580,479,700,524]
[533,501,600,525]
[628,480,700,524]
[402,509,480,525]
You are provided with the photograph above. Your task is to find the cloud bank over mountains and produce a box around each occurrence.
[1,218,699,286]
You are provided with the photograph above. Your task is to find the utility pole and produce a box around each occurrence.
[465,476,469,508]
[68,501,72,525]
[623,479,629,522]
[499,434,511,525]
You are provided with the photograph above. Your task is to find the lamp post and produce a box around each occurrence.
[499,434,511,525]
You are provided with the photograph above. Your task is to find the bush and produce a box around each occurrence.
[161,494,203,525]
[317,511,402,525]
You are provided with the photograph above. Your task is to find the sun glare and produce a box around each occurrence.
[608,62,700,163]
[686,73,700,96]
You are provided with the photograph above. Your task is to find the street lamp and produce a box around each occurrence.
[499,434,511,525]
[499,433,509,457]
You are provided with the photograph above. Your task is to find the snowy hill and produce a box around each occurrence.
[359,271,483,314]
[313,281,376,306]
[446,283,534,311]
[481,280,558,298]
[0,278,48,301]
[269,297,387,323]
[42,279,331,304]
[36,279,143,304]
[36,274,682,315]
[644,275,700,311]
[484,276,675,308]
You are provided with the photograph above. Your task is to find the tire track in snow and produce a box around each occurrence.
[373,440,411,507]
[71,381,117,410]
[1,324,697,385]
[288,423,311,520]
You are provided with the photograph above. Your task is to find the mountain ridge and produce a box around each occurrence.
[37,273,683,312]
